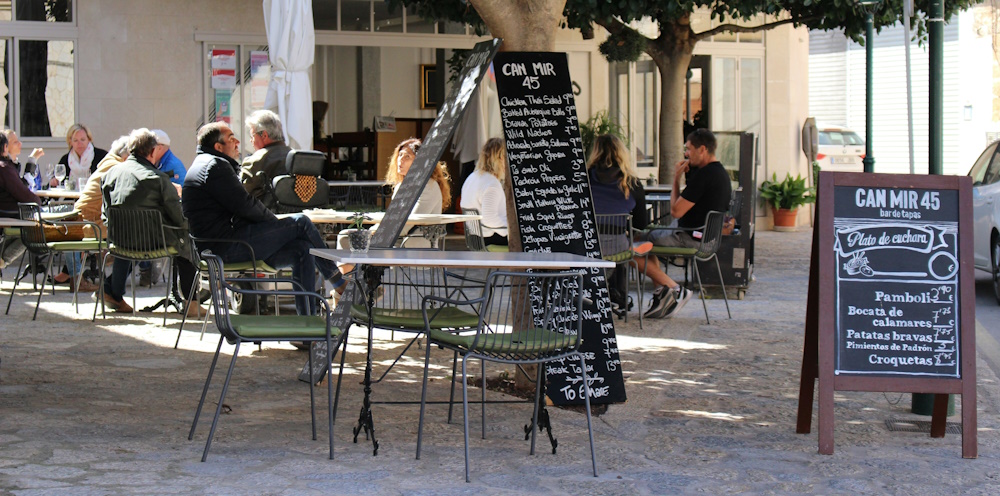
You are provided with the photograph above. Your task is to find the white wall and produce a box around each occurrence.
[809,11,992,176]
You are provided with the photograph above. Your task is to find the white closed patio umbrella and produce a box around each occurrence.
[262,0,314,150]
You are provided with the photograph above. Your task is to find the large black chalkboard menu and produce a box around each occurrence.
[493,52,626,405]
[796,171,976,458]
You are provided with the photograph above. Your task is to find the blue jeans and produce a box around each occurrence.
[218,214,338,315]
[104,257,196,302]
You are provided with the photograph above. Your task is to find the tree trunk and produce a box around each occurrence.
[652,49,692,184]
[470,0,566,52]
[470,0,566,391]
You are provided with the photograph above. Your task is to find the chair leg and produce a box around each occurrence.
[31,256,54,320]
[447,350,458,424]
[5,251,27,315]
[416,336,434,460]
[329,330,349,460]
[161,258,173,327]
[529,362,543,456]
[202,341,241,462]
[175,268,202,349]
[94,251,111,322]
[692,260,709,324]
[480,359,486,440]
[577,354,598,477]
[189,335,225,441]
[713,257,732,319]
[461,356,472,483]
[308,343,317,442]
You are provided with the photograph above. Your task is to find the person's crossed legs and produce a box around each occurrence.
[221,214,343,315]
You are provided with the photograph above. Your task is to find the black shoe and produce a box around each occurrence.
[643,287,677,319]
[664,287,694,318]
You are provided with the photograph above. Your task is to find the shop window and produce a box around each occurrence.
[15,0,72,23]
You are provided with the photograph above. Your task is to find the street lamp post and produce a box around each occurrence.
[860,1,881,173]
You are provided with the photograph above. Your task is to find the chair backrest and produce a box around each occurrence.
[272,150,330,212]
[200,252,239,344]
[594,213,633,260]
[106,206,172,259]
[16,203,49,254]
[695,210,725,260]
[461,207,487,252]
[472,270,585,361]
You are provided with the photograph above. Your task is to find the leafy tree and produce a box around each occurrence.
[390,0,978,181]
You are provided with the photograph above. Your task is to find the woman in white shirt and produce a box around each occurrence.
[460,137,508,245]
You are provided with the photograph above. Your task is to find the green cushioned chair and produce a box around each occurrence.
[596,213,644,329]
[95,207,184,325]
[648,210,732,324]
[174,235,281,349]
[461,208,509,253]
[5,203,104,320]
[416,269,597,482]
[188,253,348,462]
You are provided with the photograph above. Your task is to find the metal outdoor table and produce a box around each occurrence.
[309,248,614,455]
[300,209,480,248]
[35,188,82,200]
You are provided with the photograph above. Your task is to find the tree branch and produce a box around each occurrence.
[693,15,821,42]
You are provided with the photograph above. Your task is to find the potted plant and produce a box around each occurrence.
[345,212,373,252]
[758,172,816,230]
[646,173,658,187]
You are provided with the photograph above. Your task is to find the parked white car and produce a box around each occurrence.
[969,140,1000,303]
[816,124,865,172]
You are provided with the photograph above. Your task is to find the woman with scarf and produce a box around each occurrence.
[56,123,108,188]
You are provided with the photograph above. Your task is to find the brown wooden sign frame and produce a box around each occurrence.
[796,171,976,458]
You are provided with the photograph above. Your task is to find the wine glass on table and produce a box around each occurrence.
[54,164,66,189]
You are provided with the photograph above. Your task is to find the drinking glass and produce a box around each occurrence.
[54,164,67,187]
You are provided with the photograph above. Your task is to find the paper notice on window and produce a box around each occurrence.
[210,49,236,70]
[211,69,236,89]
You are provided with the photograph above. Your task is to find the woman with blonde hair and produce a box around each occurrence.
[385,137,451,214]
[460,137,508,245]
[57,123,108,188]
[588,133,690,319]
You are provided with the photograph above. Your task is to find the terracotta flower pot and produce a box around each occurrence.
[771,207,798,231]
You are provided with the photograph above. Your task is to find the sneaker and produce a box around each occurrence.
[664,287,694,318]
[138,268,152,287]
[643,286,677,319]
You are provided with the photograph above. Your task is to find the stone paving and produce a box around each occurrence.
[1,228,999,494]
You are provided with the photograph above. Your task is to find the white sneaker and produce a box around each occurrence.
[664,287,694,318]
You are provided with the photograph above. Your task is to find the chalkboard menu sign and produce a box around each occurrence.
[796,171,976,458]
[494,52,627,405]
[833,186,960,377]
[299,38,502,383]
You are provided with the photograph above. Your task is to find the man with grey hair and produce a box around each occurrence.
[240,109,292,211]
[100,128,202,316]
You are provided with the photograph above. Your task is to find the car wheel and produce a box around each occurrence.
[993,237,1000,305]
[229,281,259,314]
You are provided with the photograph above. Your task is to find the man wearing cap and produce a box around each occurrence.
[239,109,292,212]
[151,129,186,185]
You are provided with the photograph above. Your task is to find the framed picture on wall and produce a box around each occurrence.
[420,64,441,109]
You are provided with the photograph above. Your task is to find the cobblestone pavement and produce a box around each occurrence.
[1,228,999,494]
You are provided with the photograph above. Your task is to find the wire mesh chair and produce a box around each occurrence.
[96,207,181,325]
[460,208,508,253]
[649,210,732,324]
[416,269,597,482]
[188,253,349,461]
[4,203,102,320]
[596,213,643,329]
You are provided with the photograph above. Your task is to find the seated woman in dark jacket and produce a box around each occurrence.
[588,134,691,319]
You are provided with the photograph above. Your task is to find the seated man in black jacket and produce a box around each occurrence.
[181,122,344,315]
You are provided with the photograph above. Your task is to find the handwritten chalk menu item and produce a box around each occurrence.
[796,171,976,458]
[299,38,501,383]
[833,187,960,377]
[494,51,626,405]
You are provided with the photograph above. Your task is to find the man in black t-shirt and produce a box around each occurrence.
[642,129,732,318]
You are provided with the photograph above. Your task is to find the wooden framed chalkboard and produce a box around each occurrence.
[796,171,976,458]
[494,51,627,406]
